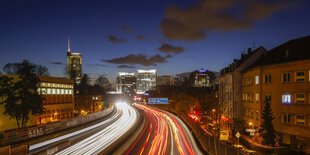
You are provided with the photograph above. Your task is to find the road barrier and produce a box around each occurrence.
[0,105,114,147]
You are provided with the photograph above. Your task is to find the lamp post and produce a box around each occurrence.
[249,122,255,147]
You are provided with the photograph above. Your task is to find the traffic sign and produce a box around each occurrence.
[236,131,240,138]
[148,98,168,104]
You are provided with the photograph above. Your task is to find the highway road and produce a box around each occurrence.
[126,104,203,155]
[29,102,138,154]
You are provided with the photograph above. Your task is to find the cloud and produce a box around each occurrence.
[108,35,126,43]
[49,62,64,65]
[160,0,291,41]
[87,64,109,67]
[102,54,170,66]
[158,44,185,54]
[117,65,136,69]
[165,54,173,58]
[136,35,148,40]
[121,25,132,33]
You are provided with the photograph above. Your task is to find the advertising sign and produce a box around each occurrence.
[148,98,168,104]
[219,130,229,141]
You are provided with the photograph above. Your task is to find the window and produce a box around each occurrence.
[40,82,46,87]
[255,75,259,85]
[41,88,46,94]
[255,93,259,102]
[47,88,51,94]
[250,109,254,119]
[295,94,305,103]
[256,110,259,121]
[282,113,291,123]
[247,93,253,102]
[65,89,68,94]
[282,73,291,82]
[243,93,246,101]
[47,83,51,87]
[37,88,41,94]
[264,74,271,83]
[264,94,271,102]
[57,89,60,94]
[69,90,72,95]
[61,89,64,94]
[295,71,305,82]
[282,94,292,104]
[295,115,305,126]
[52,89,56,94]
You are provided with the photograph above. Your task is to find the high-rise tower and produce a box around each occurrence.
[66,37,82,84]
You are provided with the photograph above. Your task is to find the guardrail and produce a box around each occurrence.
[0,105,114,147]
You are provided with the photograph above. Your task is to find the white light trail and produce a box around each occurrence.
[55,102,138,155]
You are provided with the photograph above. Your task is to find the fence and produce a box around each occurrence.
[0,105,114,147]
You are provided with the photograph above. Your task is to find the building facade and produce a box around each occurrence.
[37,76,75,124]
[242,36,310,150]
[116,72,136,97]
[0,75,74,131]
[219,47,267,130]
[66,38,82,84]
[157,75,174,86]
[136,70,157,94]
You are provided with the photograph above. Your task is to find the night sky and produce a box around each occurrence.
[1,0,310,85]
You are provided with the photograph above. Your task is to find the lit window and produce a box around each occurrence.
[264,74,271,83]
[61,89,64,94]
[96,97,98,100]
[47,88,51,94]
[57,89,60,94]
[282,113,291,123]
[40,82,46,87]
[41,88,46,94]
[282,73,291,82]
[243,93,246,101]
[296,115,305,126]
[53,83,57,88]
[37,88,41,94]
[255,75,259,85]
[255,93,259,102]
[295,94,305,103]
[295,71,305,82]
[47,83,51,87]
[282,94,291,104]
[65,89,68,94]
[69,89,72,94]
[52,89,56,94]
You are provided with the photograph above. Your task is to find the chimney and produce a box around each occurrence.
[285,49,289,58]
[247,48,252,54]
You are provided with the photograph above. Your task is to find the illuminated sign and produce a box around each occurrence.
[148,98,168,104]
[198,69,206,73]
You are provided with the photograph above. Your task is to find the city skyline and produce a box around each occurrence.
[1,0,310,83]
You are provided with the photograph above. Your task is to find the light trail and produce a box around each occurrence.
[55,102,138,155]
[127,104,203,155]
[29,105,118,151]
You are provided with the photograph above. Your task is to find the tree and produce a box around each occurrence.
[95,75,111,91]
[3,60,49,76]
[0,61,44,128]
[175,93,199,113]
[259,97,276,146]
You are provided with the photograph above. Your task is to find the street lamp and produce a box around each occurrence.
[249,122,255,147]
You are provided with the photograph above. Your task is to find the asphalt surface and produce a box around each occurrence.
[125,104,203,155]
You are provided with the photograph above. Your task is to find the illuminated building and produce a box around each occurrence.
[66,37,82,84]
[193,69,209,87]
[0,75,74,131]
[116,72,136,96]
[242,36,310,150]
[219,47,267,130]
[136,70,157,94]
[157,75,174,86]
[36,76,75,124]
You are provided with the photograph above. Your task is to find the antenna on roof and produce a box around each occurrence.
[67,37,71,52]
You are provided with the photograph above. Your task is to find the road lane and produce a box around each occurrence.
[126,104,203,155]
[55,102,138,155]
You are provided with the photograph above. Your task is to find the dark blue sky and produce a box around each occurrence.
[1,0,310,84]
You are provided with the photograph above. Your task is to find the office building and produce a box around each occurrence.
[136,70,157,94]
[116,72,136,96]
[66,38,82,84]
